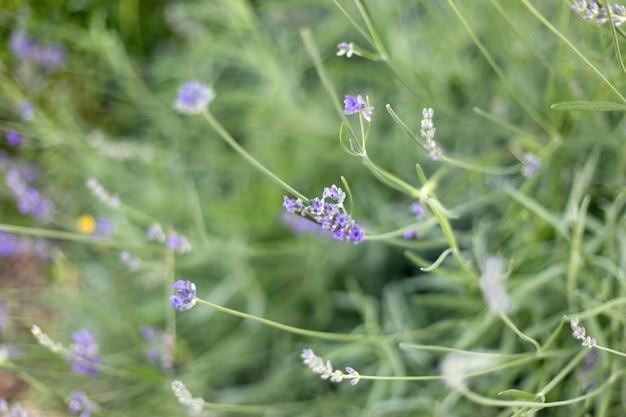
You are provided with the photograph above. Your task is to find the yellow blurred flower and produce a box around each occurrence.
[77,214,96,234]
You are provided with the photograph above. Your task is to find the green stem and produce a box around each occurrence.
[500,314,541,352]
[536,349,587,397]
[520,0,626,104]
[195,298,372,342]
[201,111,308,202]
[459,368,622,408]
[424,198,475,279]
[362,155,421,198]
[447,0,558,137]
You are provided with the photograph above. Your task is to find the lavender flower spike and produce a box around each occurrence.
[344,94,373,122]
[67,391,98,417]
[301,348,360,385]
[421,108,442,160]
[283,185,364,244]
[69,329,101,375]
[170,280,197,311]
[174,81,215,114]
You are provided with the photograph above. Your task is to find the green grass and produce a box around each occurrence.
[1,0,626,416]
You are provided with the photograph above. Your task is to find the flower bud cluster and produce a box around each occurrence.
[301,348,360,385]
[283,185,364,244]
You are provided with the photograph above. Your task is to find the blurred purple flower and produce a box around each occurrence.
[174,81,214,114]
[19,101,33,121]
[5,167,53,221]
[170,280,197,311]
[67,391,98,417]
[6,130,25,146]
[68,329,100,375]
[8,29,66,70]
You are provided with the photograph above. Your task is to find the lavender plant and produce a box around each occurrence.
[1,1,626,416]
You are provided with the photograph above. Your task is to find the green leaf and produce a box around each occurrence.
[551,101,626,112]
[498,389,538,400]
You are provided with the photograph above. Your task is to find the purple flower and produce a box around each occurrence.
[166,231,191,254]
[67,391,98,417]
[8,29,34,59]
[170,280,197,311]
[282,185,364,244]
[8,29,66,70]
[6,130,24,146]
[403,229,420,240]
[5,168,53,221]
[19,101,33,121]
[410,202,426,220]
[283,196,305,214]
[139,324,156,341]
[521,152,540,177]
[343,95,373,122]
[336,42,354,58]
[68,329,100,375]
[174,81,215,114]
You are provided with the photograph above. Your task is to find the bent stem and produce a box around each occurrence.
[201,110,308,202]
[458,367,622,408]
[196,298,380,342]
[500,314,541,352]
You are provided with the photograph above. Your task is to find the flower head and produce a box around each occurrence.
[571,318,597,348]
[6,130,25,147]
[571,1,626,26]
[170,280,197,311]
[410,202,426,220]
[301,348,360,385]
[166,231,191,254]
[85,177,119,208]
[174,81,215,114]
[421,108,442,160]
[343,94,373,122]
[521,152,540,177]
[31,325,63,353]
[67,391,98,417]
[336,42,354,58]
[69,329,100,375]
[19,101,33,121]
[172,380,205,413]
[283,185,364,244]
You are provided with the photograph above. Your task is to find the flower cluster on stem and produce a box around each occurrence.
[31,325,63,353]
[170,280,197,311]
[68,329,101,375]
[8,29,66,70]
[336,42,354,58]
[571,318,597,348]
[344,94,373,122]
[283,185,364,244]
[301,348,360,385]
[67,391,98,417]
[171,380,205,413]
[174,81,215,114]
[86,177,119,208]
[421,108,442,160]
[521,152,540,177]
[571,1,626,26]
